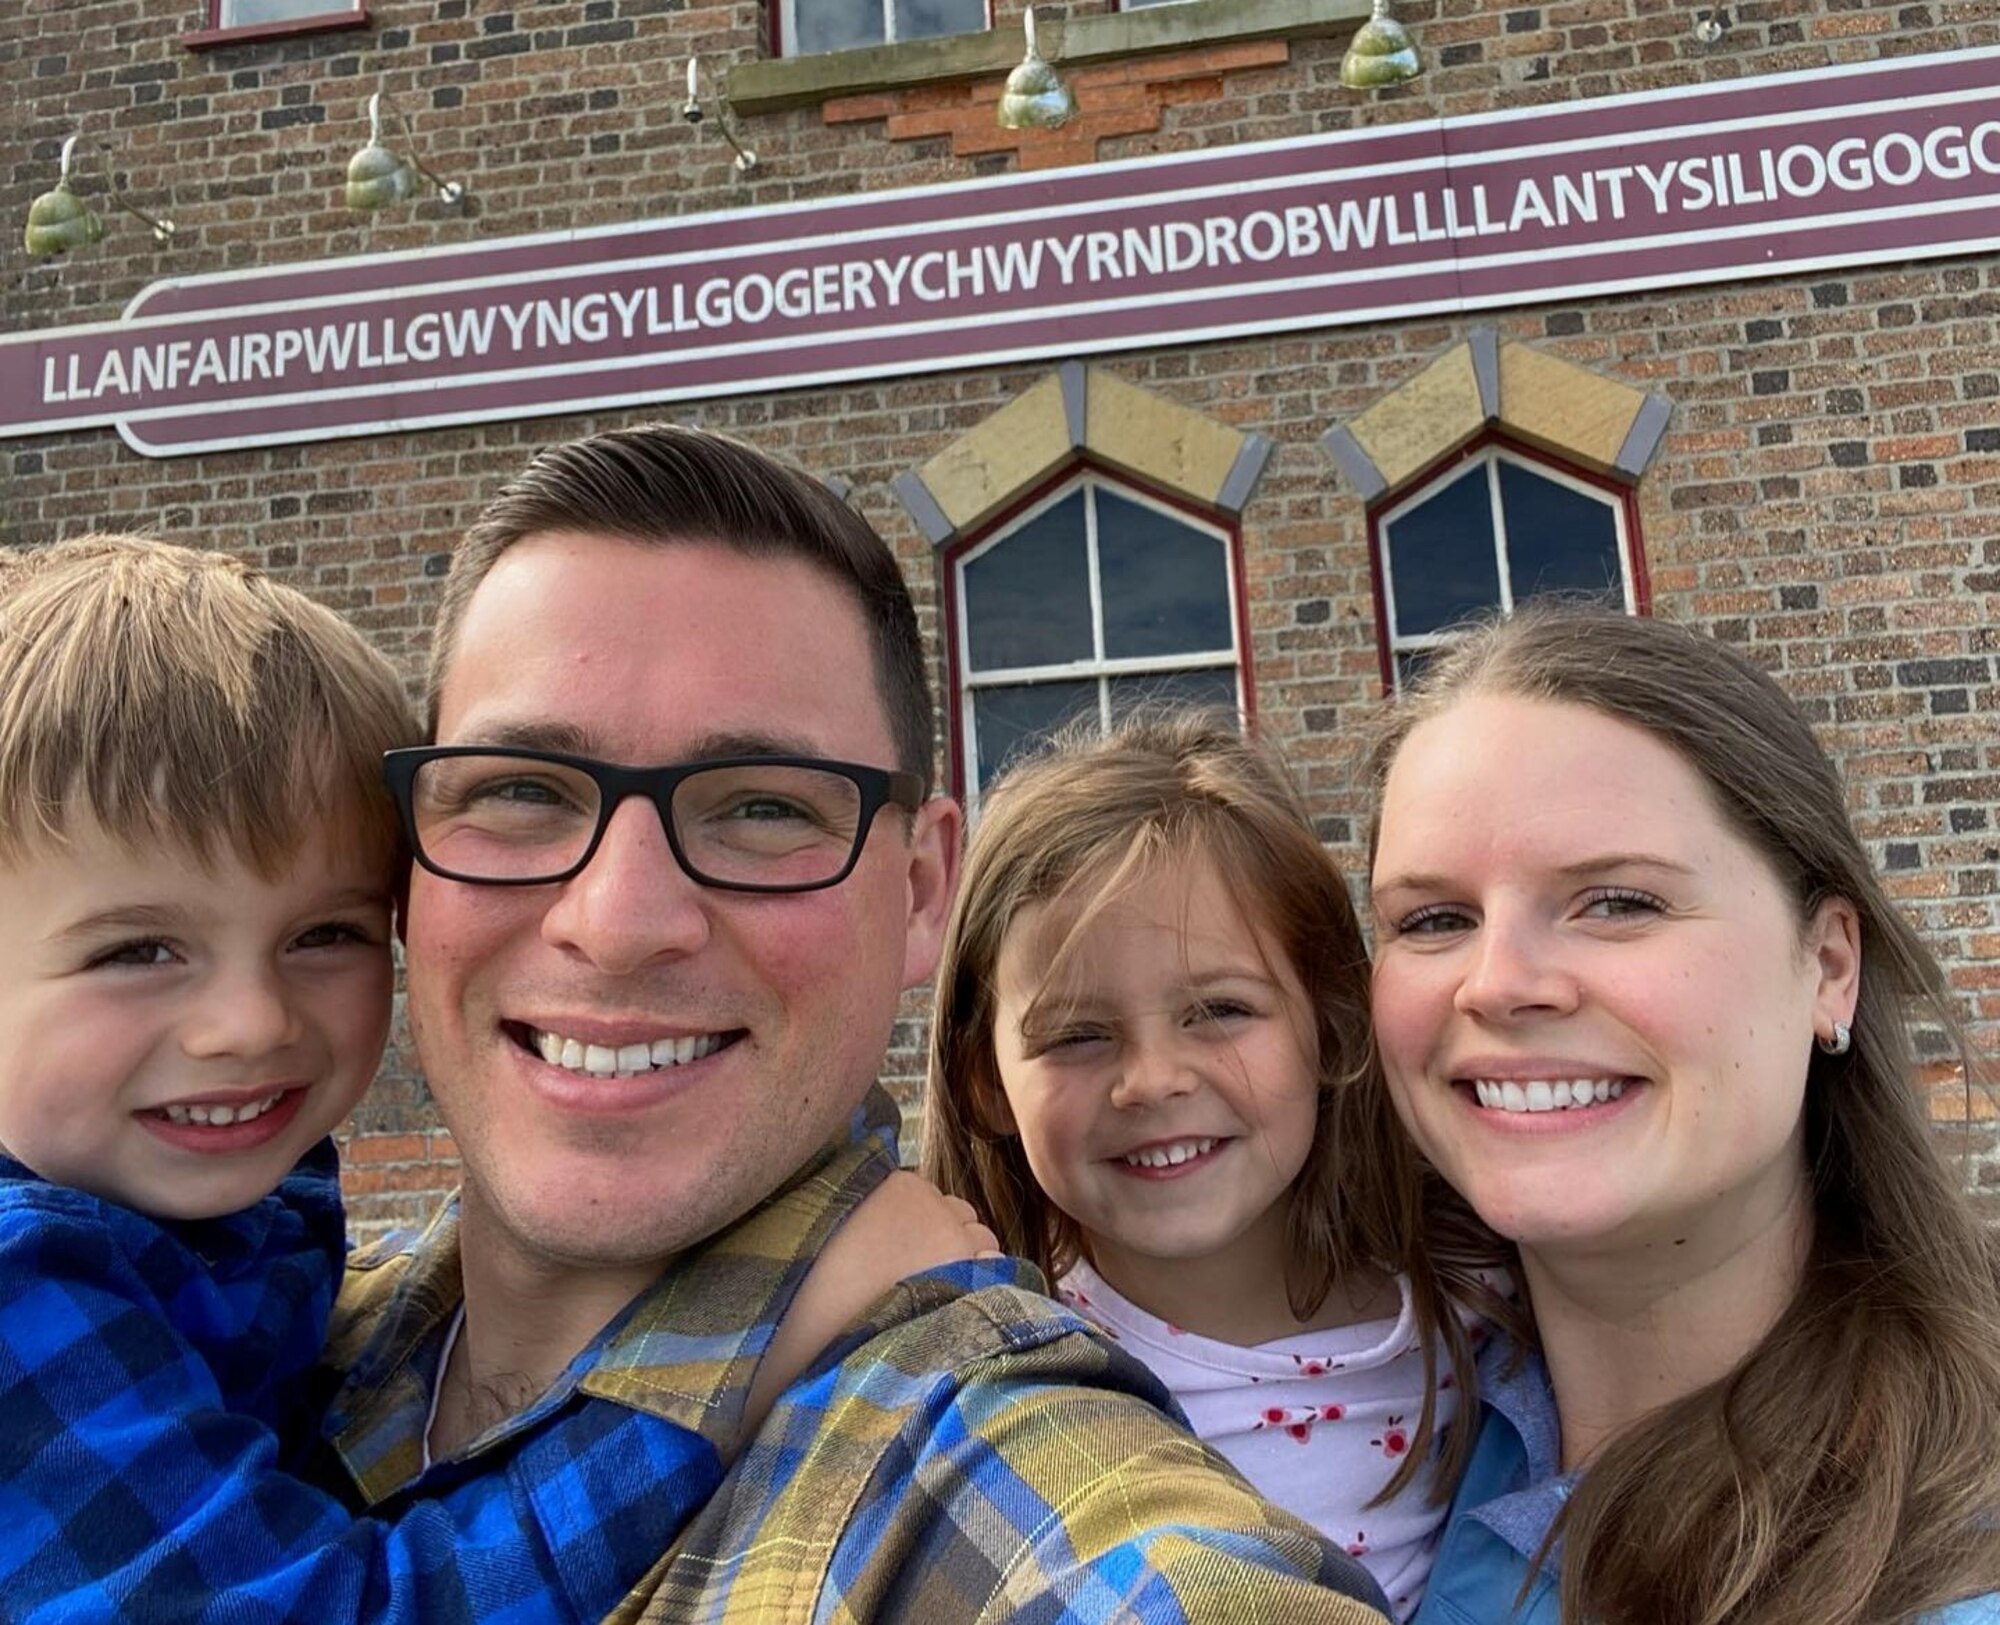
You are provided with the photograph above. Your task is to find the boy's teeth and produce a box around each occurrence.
[534,1028,727,1077]
[1121,1137,1218,1169]
[1471,1079,1625,1114]
[160,1093,284,1127]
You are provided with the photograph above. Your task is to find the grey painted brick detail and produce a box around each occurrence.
[1217,432,1274,514]
[821,473,853,503]
[1470,328,1501,420]
[893,471,957,547]
[1321,425,1389,503]
[1615,392,1673,477]
[1060,361,1089,448]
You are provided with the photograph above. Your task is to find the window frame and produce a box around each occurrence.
[183,0,369,51]
[1367,432,1650,696]
[941,459,1256,811]
[769,0,992,61]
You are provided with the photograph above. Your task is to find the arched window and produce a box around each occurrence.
[1374,440,1642,691]
[949,471,1246,802]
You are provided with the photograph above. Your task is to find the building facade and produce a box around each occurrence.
[6,0,1997,1233]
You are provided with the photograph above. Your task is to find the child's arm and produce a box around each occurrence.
[744,1170,1001,1432]
[0,1187,697,1625]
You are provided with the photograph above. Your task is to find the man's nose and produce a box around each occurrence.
[540,793,712,973]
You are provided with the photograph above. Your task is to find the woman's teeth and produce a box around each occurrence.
[160,1093,284,1126]
[533,1029,727,1078]
[1121,1137,1217,1169]
[1473,1078,1626,1113]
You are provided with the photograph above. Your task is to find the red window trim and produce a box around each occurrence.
[1363,429,1651,698]
[182,2,370,52]
[937,453,1258,807]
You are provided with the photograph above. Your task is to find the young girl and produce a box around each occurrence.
[922,711,1501,1622]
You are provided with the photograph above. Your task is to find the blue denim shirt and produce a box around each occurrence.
[1415,1333,2000,1625]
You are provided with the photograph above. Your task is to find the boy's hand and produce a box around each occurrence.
[744,1173,1001,1437]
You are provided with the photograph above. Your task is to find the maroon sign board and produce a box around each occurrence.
[6,46,2000,458]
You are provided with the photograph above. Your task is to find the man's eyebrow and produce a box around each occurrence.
[443,722,830,764]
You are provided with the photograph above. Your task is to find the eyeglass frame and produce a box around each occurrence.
[382,745,928,894]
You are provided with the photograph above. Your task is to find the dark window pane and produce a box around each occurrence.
[972,679,1098,791]
[795,0,881,54]
[1497,461,1625,606]
[962,489,1094,673]
[1096,489,1235,661]
[1383,464,1500,636]
[894,0,986,41]
[1106,667,1239,724]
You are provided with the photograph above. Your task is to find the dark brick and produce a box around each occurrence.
[585,0,616,16]
[565,20,636,44]
[1779,584,1819,610]
[1965,373,2000,398]
[433,85,463,109]
[1545,311,1584,336]
[13,452,44,476]
[35,55,67,77]
[588,132,621,153]
[466,34,530,59]
[1809,281,1850,308]
[266,545,298,568]
[1302,706,1340,733]
[423,552,452,577]
[1757,423,1792,446]
[1830,441,1869,467]
[482,10,515,31]
[377,27,410,47]
[281,82,312,106]
[1968,428,2000,453]
[431,42,462,62]
[1932,689,1971,715]
[1313,816,1353,844]
[1883,842,1921,871]
[1504,7,1540,29]
[269,496,301,519]
[1439,42,1482,66]
[588,88,620,109]
[1295,600,1331,625]
[1898,464,1937,488]
[1951,807,1990,833]
[1745,319,1783,343]
[231,69,259,89]
[1895,658,1991,686]
[1825,388,1864,414]
[1751,370,1789,395]
[259,105,325,130]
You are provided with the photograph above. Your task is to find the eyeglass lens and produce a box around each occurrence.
[409,755,868,887]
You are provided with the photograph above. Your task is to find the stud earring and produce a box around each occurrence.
[1817,1021,1852,1057]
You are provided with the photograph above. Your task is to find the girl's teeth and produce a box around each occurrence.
[1472,1079,1625,1113]
[1122,1137,1218,1169]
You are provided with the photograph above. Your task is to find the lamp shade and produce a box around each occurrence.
[24,182,105,258]
[1340,0,1422,89]
[996,7,1075,131]
[346,141,417,211]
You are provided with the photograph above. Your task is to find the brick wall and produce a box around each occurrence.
[6,0,1998,1234]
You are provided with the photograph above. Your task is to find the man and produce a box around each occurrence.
[316,424,1390,1623]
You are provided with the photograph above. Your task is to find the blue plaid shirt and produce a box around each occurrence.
[319,1089,1393,1624]
[0,1143,693,1624]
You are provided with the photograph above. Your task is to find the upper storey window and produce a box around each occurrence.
[777,0,988,56]
[186,0,367,47]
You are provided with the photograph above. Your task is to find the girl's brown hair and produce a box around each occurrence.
[923,708,1504,1501]
[1365,603,2000,1623]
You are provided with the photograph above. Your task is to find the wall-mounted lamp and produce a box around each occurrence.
[345,92,467,212]
[24,133,176,258]
[1340,0,1422,89]
[1692,8,1729,43]
[997,8,1076,131]
[684,58,758,174]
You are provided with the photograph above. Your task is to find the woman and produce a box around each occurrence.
[1364,605,2000,1624]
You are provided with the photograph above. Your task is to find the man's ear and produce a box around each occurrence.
[901,794,963,993]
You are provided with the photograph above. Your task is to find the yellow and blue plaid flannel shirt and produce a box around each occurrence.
[315,1089,1391,1624]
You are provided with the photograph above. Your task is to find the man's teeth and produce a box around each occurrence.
[160,1093,284,1127]
[1121,1138,1217,1169]
[1473,1079,1626,1113]
[533,1029,727,1077]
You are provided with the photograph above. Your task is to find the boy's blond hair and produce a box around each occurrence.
[0,535,416,874]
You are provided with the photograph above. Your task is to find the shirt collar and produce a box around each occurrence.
[1464,1327,1576,1564]
[324,1087,901,1501]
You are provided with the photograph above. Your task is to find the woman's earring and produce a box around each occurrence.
[1817,1020,1852,1057]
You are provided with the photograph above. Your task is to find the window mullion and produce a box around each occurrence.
[1082,480,1113,730]
[1487,453,1514,615]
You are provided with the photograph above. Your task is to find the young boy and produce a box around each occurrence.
[0,535,995,1624]
[0,535,718,1623]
